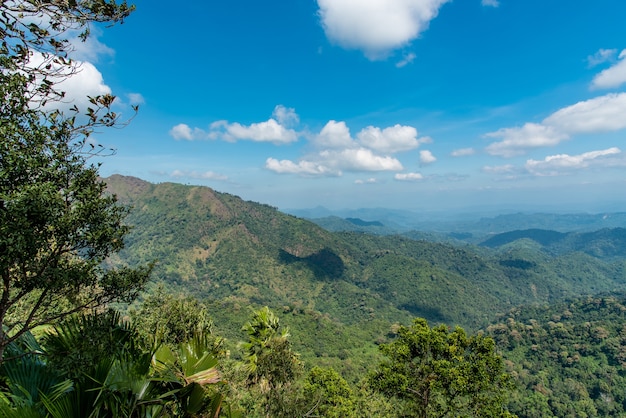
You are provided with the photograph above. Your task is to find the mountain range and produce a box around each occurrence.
[105,175,626,376]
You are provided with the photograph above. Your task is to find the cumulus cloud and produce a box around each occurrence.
[170,124,206,141]
[170,106,300,144]
[485,93,626,157]
[394,172,424,181]
[317,0,450,59]
[320,148,404,171]
[587,48,618,67]
[265,158,336,176]
[544,93,626,133]
[315,120,354,148]
[481,0,499,7]
[419,150,436,164]
[269,120,423,176]
[272,105,299,126]
[266,146,404,176]
[357,124,420,153]
[451,147,475,157]
[170,170,228,181]
[525,147,623,176]
[485,123,568,157]
[591,50,626,89]
[28,52,112,113]
[212,119,298,144]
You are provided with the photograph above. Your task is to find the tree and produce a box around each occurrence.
[0,1,151,361]
[0,312,233,417]
[129,288,223,352]
[370,318,516,418]
[241,306,302,417]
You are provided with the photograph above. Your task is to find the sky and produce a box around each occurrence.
[58,0,626,212]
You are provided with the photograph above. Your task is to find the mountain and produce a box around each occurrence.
[105,175,626,376]
[487,293,626,417]
[480,228,626,260]
[294,207,626,237]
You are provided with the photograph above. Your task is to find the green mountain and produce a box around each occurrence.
[105,175,626,376]
[487,293,626,417]
[481,227,626,260]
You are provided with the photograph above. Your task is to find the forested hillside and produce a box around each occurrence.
[487,293,626,417]
[482,228,626,259]
[105,175,626,377]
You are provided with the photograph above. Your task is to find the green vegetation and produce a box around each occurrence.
[487,294,626,417]
[370,318,515,417]
[0,1,151,360]
[5,3,626,415]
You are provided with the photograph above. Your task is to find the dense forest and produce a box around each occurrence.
[3,1,626,416]
[5,170,626,416]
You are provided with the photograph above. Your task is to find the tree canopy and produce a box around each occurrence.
[0,0,150,360]
[370,318,515,418]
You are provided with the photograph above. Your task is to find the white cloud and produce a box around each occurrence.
[481,0,499,7]
[68,27,115,63]
[317,0,450,59]
[419,149,436,164]
[272,105,299,127]
[525,147,623,176]
[266,147,403,177]
[170,106,300,144]
[28,52,111,113]
[355,178,378,184]
[357,124,420,153]
[127,93,145,105]
[394,172,424,181]
[485,92,626,157]
[482,164,516,174]
[213,119,298,144]
[587,48,618,67]
[315,120,354,148]
[451,147,475,157]
[169,124,207,141]
[265,158,336,176]
[320,148,404,171]
[170,170,228,181]
[396,52,416,68]
[544,93,626,134]
[485,123,568,157]
[591,50,626,89]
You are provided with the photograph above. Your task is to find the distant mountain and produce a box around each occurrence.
[291,207,626,237]
[481,229,567,248]
[480,227,626,259]
[105,175,626,374]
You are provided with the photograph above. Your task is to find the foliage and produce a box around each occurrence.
[302,366,359,417]
[0,311,233,417]
[240,307,302,417]
[104,175,626,380]
[129,287,224,353]
[370,318,515,418]
[487,294,626,417]
[0,1,150,360]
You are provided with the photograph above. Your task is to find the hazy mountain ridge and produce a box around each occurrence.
[294,206,626,237]
[105,175,626,374]
[481,227,626,259]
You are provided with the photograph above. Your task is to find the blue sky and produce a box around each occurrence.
[63,0,626,212]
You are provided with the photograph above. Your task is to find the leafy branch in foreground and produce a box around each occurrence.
[0,0,150,361]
